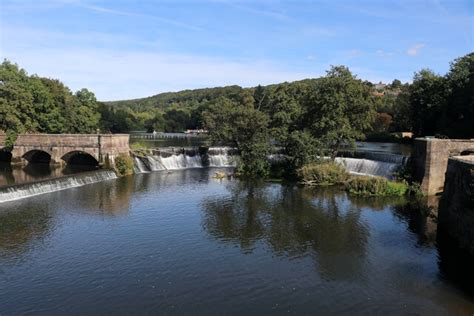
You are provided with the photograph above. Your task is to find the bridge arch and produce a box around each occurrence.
[0,149,12,163]
[460,149,474,156]
[22,149,52,164]
[61,150,99,166]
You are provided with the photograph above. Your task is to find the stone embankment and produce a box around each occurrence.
[438,156,474,255]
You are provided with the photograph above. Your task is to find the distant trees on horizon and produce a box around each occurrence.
[1,52,473,150]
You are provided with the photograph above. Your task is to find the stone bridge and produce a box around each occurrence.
[413,138,474,195]
[0,134,130,167]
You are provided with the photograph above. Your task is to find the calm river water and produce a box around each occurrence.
[1,168,473,314]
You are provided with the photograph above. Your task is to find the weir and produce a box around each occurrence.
[133,147,237,172]
[0,170,117,203]
[133,146,408,179]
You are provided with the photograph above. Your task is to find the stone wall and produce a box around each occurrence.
[438,156,474,255]
[413,138,474,195]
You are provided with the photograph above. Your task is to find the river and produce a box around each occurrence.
[1,168,473,314]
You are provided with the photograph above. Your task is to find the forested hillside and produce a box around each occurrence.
[1,52,473,143]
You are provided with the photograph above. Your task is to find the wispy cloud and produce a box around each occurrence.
[76,2,204,31]
[301,26,335,37]
[346,49,363,59]
[407,43,425,56]
[375,49,395,58]
[215,0,290,21]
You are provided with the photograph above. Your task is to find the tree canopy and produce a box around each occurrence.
[0,60,101,144]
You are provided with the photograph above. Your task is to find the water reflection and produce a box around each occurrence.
[0,162,98,187]
[0,176,134,263]
[0,205,52,261]
[392,197,439,247]
[1,169,473,314]
[202,182,371,281]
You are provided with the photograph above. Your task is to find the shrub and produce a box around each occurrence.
[114,153,134,176]
[297,161,350,185]
[346,176,408,196]
[5,130,18,150]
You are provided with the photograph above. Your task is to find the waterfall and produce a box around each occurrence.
[133,147,236,173]
[134,157,149,173]
[335,157,403,179]
[0,170,117,203]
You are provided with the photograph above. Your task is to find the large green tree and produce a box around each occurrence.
[203,96,270,177]
[409,69,446,136]
[303,66,376,158]
[443,53,474,138]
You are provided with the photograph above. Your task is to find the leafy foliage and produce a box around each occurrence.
[0,60,101,146]
[297,161,350,185]
[345,176,408,196]
[303,66,376,157]
[114,153,134,176]
[203,96,270,177]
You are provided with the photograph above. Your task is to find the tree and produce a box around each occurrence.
[69,88,101,133]
[253,84,268,110]
[373,112,393,133]
[392,85,412,131]
[164,109,190,132]
[0,60,102,140]
[409,69,446,136]
[265,83,302,145]
[391,79,402,89]
[443,53,474,138]
[203,97,270,177]
[303,66,376,158]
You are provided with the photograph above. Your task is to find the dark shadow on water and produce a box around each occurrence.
[392,197,439,247]
[437,229,474,298]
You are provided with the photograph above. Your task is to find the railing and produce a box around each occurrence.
[130,132,207,139]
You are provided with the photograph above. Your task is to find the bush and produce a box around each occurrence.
[346,176,408,196]
[114,153,134,176]
[5,130,18,150]
[297,161,350,185]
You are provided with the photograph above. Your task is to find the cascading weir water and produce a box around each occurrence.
[133,147,237,173]
[335,152,408,179]
[0,170,117,203]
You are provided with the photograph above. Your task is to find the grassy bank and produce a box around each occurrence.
[296,161,417,197]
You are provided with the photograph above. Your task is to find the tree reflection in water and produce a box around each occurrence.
[201,182,371,281]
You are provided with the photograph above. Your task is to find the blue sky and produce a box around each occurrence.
[1,0,472,101]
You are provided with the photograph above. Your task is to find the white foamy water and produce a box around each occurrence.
[134,147,236,173]
[0,170,117,203]
[335,157,401,179]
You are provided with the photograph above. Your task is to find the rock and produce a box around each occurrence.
[213,171,226,179]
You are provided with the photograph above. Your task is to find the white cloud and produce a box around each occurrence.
[346,49,363,58]
[375,49,395,57]
[301,26,335,37]
[1,46,315,101]
[407,43,425,56]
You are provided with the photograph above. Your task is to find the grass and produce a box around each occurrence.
[297,161,350,186]
[345,176,408,196]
